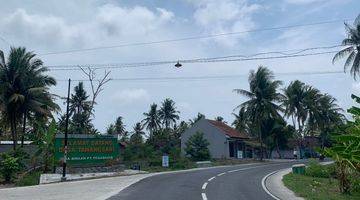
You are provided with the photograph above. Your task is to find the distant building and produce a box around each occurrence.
[181,118,263,159]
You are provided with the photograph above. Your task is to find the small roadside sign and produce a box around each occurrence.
[162,155,169,167]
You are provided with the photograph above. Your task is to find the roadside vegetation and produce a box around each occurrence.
[283,16,360,199]
[0,14,359,192]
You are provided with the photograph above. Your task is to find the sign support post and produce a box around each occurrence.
[62,79,71,181]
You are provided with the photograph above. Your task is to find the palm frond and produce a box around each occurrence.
[233,89,254,98]
[332,46,354,64]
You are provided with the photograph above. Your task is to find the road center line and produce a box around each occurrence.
[202,182,208,190]
[217,172,226,176]
[201,193,208,200]
[208,176,216,182]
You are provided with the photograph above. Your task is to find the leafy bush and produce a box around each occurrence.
[185,132,210,161]
[16,171,41,186]
[171,157,195,170]
[350,172,360,194]
[0,153,21,182]
[305,159,330,178]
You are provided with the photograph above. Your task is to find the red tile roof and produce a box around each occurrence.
[207,120,249,139]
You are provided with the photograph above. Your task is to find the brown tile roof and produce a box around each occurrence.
[207,120,249,139]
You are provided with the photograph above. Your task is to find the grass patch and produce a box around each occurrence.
[15,171,41,187]
[283,173,360,200]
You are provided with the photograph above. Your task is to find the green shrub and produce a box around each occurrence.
[184,132,210,161]
[16,171,41,186]
[0,153,21,182]
[171,157,195,170]
[350,172,360,194]
[326,163,337,178]
[305,159,330,178]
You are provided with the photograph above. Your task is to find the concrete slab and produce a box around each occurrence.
[40,170,147,184]
[265,168,304,200]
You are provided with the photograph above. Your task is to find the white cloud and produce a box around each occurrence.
[0,4,174,50]
[191,0,261,46]
[110,88,150,104]
[284,0,326,5]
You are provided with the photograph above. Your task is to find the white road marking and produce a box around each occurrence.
[208,176,216,182]
[201,193,208,200]
[217,172,226,176]
[202,182,208,190]
[261,170,281,200]
[200,163,285,200]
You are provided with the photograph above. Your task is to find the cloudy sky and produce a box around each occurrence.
[0,0,359,133]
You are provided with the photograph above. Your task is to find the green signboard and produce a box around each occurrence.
[54,134,119,166]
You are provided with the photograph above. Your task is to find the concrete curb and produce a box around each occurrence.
[263,161,334,200]
[263,168,304,200]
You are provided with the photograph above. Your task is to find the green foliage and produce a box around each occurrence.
[234,66,284,160]
[142,103,161,133]
[305,159,331,178]
[0,153,21,182]
[59,82,97,135]
[34,120,57,172]
[189,113,205,125]
[15,171,41,186]
[283,173,360,200]
[318,94,360,193]
[0,47,58,150]
[185,132,210,161]
[333,15,360,79]
[159,98,179,129]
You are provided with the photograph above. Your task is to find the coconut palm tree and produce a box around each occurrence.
[142,103,161,135]
[0,47,58,149]
[130,122,145,145]
[333,15,360,79]
[189,112,205,125]
[232,107,249,134]
[233,66,284,160]
[159,98,179,129]
[282,80,307,134]
[114,116,126,137]
[69,82,91,116]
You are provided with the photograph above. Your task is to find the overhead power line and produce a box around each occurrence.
[38,18,352,56]
[55,70,345,82]
[47,49,341,71]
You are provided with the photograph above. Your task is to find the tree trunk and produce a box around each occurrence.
[10,117,17,151]
[21,110,27,147]
[276,139,282,159]
[260,131,263,161]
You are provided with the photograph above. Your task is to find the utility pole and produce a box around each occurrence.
[62,79,71,181]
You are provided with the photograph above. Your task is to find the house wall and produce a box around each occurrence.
[181,119,229,159]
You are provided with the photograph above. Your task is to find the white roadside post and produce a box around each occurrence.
[162,155,169,168]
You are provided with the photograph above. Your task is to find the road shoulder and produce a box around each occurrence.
[263,168,304,200]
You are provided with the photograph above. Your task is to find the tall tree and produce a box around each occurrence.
[142,103,161,135]
[234,66,284,160]
[189,112,205,125]
[106,124,116,135]
[232,107,249,134]
[333,15,360,79]
[0,47,58,150]
[130,122,145,145]
[69,82,91,116]
[159,98,179,129]
[68,82,96,134]
[114,116,126,137]
[282,80,307,135]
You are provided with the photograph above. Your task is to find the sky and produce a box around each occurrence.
[0,0,359,133]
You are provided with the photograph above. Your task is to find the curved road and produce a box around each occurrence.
[108,161,300,200]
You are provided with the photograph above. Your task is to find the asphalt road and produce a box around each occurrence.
[108,161,300,200]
